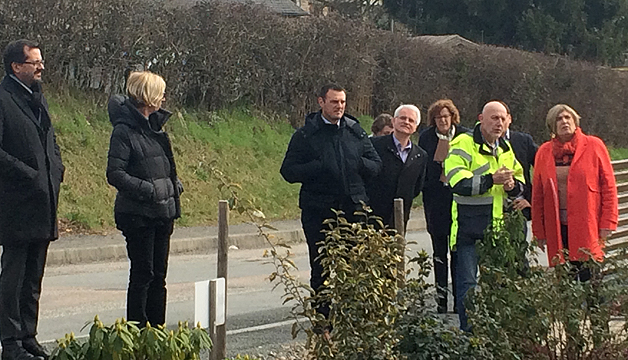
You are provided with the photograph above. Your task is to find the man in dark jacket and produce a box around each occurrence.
[502,105,538,221]
[367,104,427,230]
[280,84,382,320]
[0,40,64,360]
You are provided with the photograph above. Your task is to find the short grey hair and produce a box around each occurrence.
[394,104,421,125]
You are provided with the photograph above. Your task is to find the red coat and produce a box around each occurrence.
[531,133,617,263]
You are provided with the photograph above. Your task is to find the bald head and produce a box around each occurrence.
[479,101,510,143]
[482,101,508,115]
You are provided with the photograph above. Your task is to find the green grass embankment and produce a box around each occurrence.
[609,147,628,161]
[49,89,302,232]
[47,88,628,233]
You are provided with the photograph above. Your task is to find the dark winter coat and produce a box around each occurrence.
[418,125,468,237]
[106,95,181,220]
[280,111,382,211]
[506,130,538,220]
[366,134,427,228]
[0,75,64,245]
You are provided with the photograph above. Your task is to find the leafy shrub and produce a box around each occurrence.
[307,208,492,359]
[395,253,495,360]
[469,211,628,360]
[50,316,211,360]
[313,209,405,359]
[224,355,261,360]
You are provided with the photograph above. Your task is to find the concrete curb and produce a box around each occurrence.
[46,218,425,267]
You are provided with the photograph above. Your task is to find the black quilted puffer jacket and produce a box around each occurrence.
[106,95,181,220]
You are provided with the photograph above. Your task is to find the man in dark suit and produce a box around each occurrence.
[0,40,64,360]
[367,104,427,230]
[501,101,538,221]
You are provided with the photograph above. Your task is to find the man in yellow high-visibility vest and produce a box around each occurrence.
[444,101,525,331]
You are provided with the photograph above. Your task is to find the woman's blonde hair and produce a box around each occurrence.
[427,99,460,127]
[126,71,166,108]
[545,104,581,135]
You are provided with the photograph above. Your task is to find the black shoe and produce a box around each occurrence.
[2,344,44,360]
[21,338,48,360]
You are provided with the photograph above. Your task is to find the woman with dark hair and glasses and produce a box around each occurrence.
[418,99,468,313]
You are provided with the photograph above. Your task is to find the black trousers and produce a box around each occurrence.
[119,216,173,327]
[560,224,592,282]
[430,232,457,309]
[0,241,49,344]
[301,201,361,318]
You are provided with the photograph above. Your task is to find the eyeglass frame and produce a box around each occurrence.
[20,60,45,66]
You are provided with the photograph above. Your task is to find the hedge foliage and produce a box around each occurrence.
[2,0,628,145]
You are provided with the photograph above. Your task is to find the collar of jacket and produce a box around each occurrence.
[301,111,364,138]
[8,74,33,95]
[472,123,511,156]
[111,96,172,134]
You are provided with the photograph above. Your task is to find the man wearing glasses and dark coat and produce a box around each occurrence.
[0,39,64,360]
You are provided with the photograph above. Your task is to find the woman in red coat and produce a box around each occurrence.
[532,104,617,280]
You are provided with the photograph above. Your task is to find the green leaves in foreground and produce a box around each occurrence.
[50,316,212,360]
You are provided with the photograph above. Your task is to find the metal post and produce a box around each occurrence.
[212,200,229,360]
[394,198,406,285]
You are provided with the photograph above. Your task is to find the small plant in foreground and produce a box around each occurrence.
[50,316,211,360]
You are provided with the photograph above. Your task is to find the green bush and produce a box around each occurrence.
[50,316,211,360]
[300,208,492,359]
[314,209,405,359]
[395,253,495,360]
[224,355,261,360]
[469,211,628,359]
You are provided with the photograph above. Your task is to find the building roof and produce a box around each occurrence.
[166,0,309,16]
[412,34,478,48]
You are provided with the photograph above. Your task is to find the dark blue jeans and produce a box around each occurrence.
[455,239,478,332]
[454,205,491,332]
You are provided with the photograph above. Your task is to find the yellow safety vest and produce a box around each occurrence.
[444,130,524,249]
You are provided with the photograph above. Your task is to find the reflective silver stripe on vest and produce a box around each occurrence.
[472,163,490,175]
[453,194,494,205]
[471,175,481,195]
[448,148,472,162]
[445,167,465,183]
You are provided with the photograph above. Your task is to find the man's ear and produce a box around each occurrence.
[10,62,20,75]
[317,97,324,108]
[477,113,483,122]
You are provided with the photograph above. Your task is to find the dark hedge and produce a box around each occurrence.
[1,0,627,145]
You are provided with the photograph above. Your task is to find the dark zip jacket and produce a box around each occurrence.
[106,95,181,220]
[280,111,382,210]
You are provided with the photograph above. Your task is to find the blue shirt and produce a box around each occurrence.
[393,134,412,163]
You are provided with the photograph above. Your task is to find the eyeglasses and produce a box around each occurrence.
[21,60,44,66]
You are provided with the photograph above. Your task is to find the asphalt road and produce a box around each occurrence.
[36,230,435,356]
[38,225,545,357]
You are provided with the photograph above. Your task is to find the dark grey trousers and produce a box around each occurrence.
[0,241,49,344]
